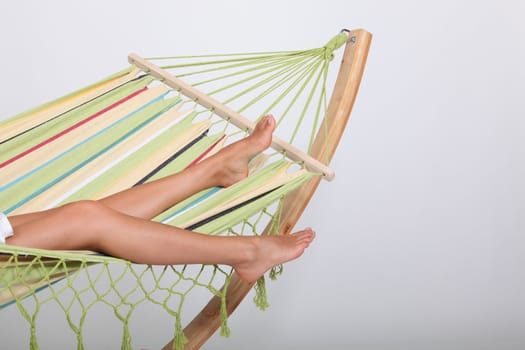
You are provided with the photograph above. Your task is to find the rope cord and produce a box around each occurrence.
[152,33,346,153]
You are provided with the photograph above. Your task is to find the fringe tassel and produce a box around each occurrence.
[253,276,270,311]
[173,314,188,350]
[219,276,231,337]
[121,322,132,350]
[29,323,38,350]
[219,294,231,337]
[76,333,86,350]
[269,264,283,281]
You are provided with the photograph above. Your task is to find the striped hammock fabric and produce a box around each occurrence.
[0,29,371,350]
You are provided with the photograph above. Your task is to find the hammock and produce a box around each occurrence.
[0,29,371,349]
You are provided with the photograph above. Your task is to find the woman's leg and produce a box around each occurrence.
[7,200,315,282]
[98,115,276,219]
[5,114,314,282]
[9,115,275,226]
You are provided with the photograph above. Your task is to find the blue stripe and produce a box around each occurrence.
[161,187,221,224]
[1,93,167,192]
[4,94,178,214]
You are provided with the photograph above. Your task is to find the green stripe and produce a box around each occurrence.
[0,67,135,129]
[61,114,201,204]
[0,97,180,212]
[0,76,153,163]
[194,170,313,235]
[164,160,292,228]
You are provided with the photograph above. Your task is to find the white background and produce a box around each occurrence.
[1,0,524,349]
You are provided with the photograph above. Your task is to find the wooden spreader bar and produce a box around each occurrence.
[128,53,335,181]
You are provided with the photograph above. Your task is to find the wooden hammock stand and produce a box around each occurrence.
[156,28,372,349]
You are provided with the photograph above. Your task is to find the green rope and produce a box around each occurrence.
[207,55,315,98]
[147,49,301,60]
[323,31,349,61]
[255,56,322,122]
[287,58,325,145]
[235,55,321,115]
[309,60,330,156]
[219,275,232,337]
[175,53,307,82]
[157,51,312,70]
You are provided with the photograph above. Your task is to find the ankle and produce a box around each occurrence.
[188,156,224,188]
[236,236,259,265]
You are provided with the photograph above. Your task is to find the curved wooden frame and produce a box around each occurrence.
[163,28,372,350]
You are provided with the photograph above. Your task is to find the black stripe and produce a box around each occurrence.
[0,74,148,146]
[185,186,282,231]
[133,129,209,186]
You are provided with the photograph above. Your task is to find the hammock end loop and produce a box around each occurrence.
[323,31,349,61]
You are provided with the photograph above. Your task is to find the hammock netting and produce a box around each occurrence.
[0,31,357,349]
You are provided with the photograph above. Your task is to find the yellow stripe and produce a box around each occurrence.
[12,104,189,214]
[3,86,168,183]
[0,68,140,143]
[94,119,211,199]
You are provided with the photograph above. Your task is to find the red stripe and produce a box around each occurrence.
[186,134,227,168]
[0,87,148,169]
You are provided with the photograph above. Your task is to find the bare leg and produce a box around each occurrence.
[100,114,275,219]
[7,200,315,282]
[5,114,315,282]
[9,115,275,226]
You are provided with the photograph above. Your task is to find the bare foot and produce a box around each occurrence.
[234,228,316,282]
[210,115,275,187]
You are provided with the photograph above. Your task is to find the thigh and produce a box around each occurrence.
[6,202,99,250]
[8,210,51,228]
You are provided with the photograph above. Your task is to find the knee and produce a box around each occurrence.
[47,200,114,251]
[58,200,110,230]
